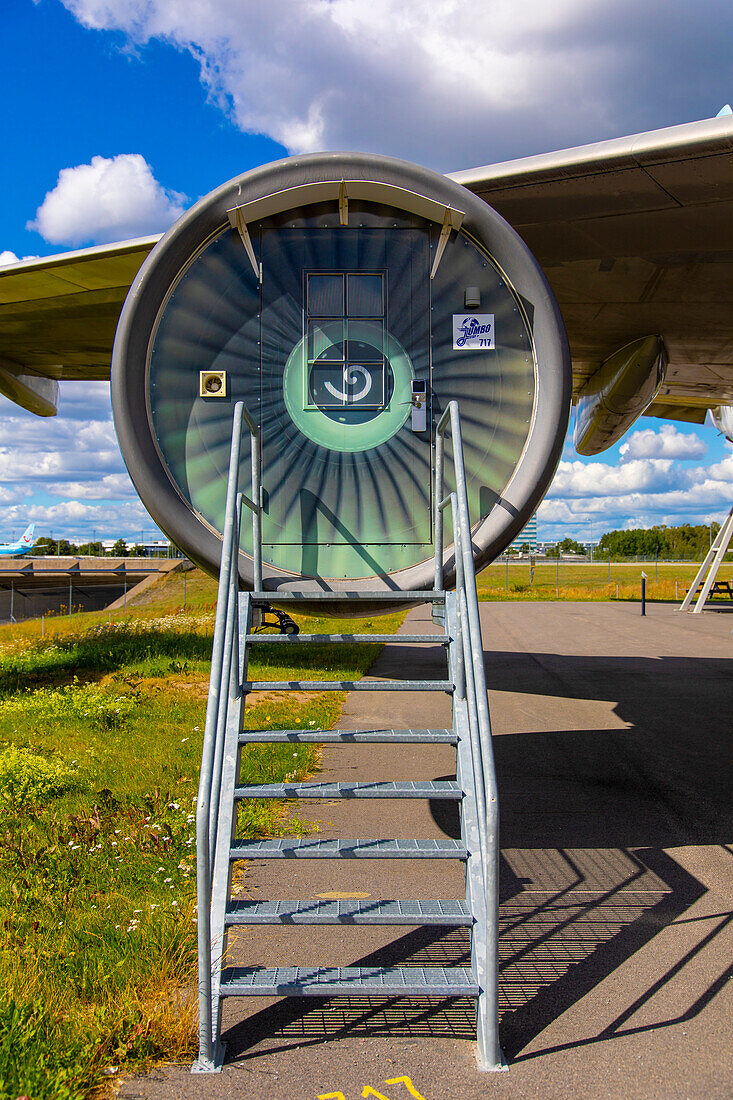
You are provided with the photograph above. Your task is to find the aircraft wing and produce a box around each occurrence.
[450,113,733,429]
[1,114,731,439]
[0,235,159,411]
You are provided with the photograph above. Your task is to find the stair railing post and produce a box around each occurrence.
[195,401,246,1069]
[457,597,490,880]
[244,406,262,592]
[202,589,250,1074]
[209,493,243,870]
[443,495,464,700]
[434,429,444,592]
[452,503,491,886]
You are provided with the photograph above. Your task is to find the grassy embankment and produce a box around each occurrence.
[476,559,733,602]
[0,567,403,1099]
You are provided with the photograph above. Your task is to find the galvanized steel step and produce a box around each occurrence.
[240,728,458,744]
[219,965,478,997]
[234,780,462,800]
[229,837,467,860]
[251,591,445,603]
[245,633,450,644]
[225,898,472,925]
[243,679,453,692]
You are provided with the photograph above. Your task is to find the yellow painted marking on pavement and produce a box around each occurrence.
[315,891,372,899]
[386,1078,427,1100]
[317,1074,429,1098]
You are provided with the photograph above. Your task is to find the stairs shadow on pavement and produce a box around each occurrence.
[219,845,704,1065]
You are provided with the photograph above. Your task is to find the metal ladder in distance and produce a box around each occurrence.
[678,504,733,613]
[193,401,504,1073]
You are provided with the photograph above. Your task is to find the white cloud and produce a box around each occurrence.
[539,476,733,531]
[619,424,707,461]
[0,382,163,539]
[0,500,153,542]
[0,484,27,506]
[0,422,121,482]
[0,250,39,267]
[548,457,676,498]
[28,154,186,246]
[61,0,733,169]
[538,417,733,541]
[49,473,137,500]
[701,453,733,482]
[50,381,114,421]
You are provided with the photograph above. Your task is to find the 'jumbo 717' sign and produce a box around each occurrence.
[453,314,495,350]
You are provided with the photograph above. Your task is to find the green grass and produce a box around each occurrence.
[0,577,404,1099]
[476,559,733,602]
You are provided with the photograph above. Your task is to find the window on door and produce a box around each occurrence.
[305,273,387,411]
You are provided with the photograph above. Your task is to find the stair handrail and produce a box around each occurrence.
[436,491,489,877]
[434,401,499,846]
[434,400,501,1066]
[196,401,261,1067]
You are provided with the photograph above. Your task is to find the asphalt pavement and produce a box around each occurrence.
[120,600,733,1100]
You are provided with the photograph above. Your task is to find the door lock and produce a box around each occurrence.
[411,379,427,431]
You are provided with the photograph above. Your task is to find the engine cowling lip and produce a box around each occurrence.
[111,151,571,591]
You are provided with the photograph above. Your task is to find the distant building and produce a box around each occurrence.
[508,513,537,552]
[101,538,182,557]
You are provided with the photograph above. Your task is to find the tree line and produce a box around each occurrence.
[597,523,722,560]
[31,537,171,557]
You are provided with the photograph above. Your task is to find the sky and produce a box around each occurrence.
[1,0,732,545]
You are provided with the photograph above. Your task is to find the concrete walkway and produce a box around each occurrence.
[121,601,733,1100]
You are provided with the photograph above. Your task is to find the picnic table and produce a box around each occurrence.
[684,579,733,599]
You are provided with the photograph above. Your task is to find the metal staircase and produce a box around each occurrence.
[193,401,504,1073]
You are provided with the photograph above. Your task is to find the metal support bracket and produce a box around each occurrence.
[230,207,260,280]
[430,207,463,279]
[338,180,348,226]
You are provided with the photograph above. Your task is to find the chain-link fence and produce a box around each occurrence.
[477,557,733,602]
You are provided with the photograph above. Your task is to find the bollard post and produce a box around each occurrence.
[556,555,559,599]
[41,614,44,637]
[505,556,508,593]
[641,571,647,616]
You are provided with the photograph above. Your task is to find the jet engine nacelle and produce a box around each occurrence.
[574,336,667,457]
[111,153,571,600]
[712,404,733,443]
